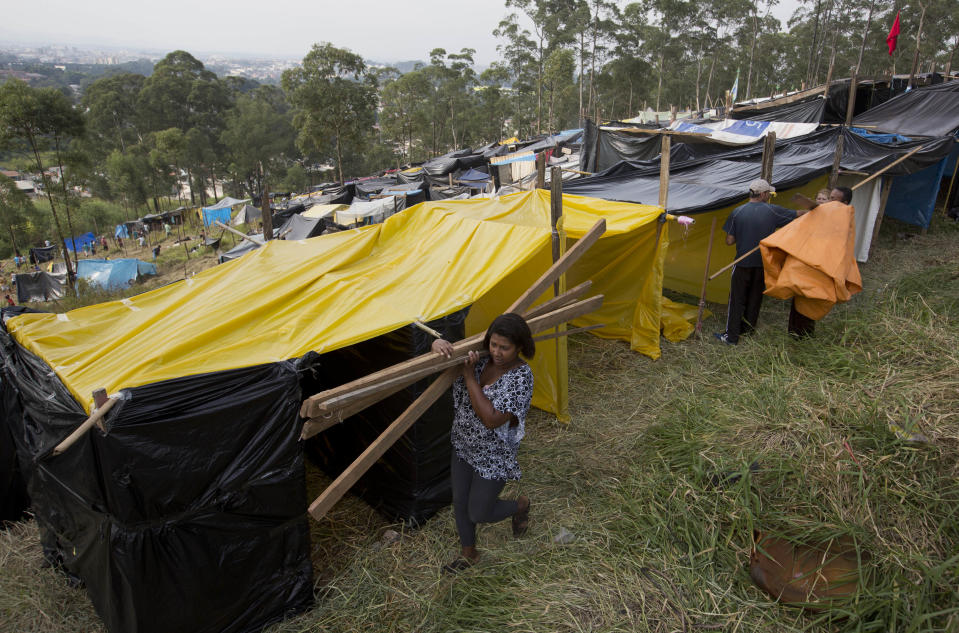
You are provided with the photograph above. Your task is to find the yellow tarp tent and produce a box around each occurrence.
[8,192,665,415]
[663,175,829,303]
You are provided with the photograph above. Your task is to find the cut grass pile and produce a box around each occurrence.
[1,217,957,632]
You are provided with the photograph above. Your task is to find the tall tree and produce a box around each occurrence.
[282,43,378,184]
[0,80,80,279]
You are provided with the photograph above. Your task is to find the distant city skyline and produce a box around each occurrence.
[3,0,801,67]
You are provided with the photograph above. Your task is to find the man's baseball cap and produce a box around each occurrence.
[748,178,775,194]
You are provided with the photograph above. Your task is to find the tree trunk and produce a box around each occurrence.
[579,30,585,124]
[705,52,717,109]
[656,53,664,112]
[746,12,759,100]
[695,42,704,112]
[187,168,196,205]
[52,137,79,274]
[210,167,217,199]
[6,222,20,257]
[336,135,344,184]
[537,35,544,134]
[450,97,458,148]
[907,3,927,89]
[806,0,822,86]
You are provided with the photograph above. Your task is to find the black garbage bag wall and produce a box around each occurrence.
[15,270,66,303]
[305,309,468,526]
[0,318,313,633]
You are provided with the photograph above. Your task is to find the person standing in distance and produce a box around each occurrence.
[715,179,810,345]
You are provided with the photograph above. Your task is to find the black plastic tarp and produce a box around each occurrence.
[15,270,66,303]
[565,127,954,213]
[305,309,468,525]
[853,80,959,137]
[277,214,325,240]
[271,201,305,228]
[317,183,354,205]
[0,317,314,633]
[29,245,56,264]
[219,239,260,263]
[354,177,398,200]
[732,96,825,123]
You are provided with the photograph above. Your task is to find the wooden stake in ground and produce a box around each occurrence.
[695,216,718,334]
[550,166,569,421]
[761,133,776,182]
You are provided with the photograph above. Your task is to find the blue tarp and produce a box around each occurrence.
[885,142,959,228]
[114,224,130,239]
[202,207,232,227]
[65,232,96,252]
[76,258,158,289]
[850,127,912,144]
[458,168,490,183]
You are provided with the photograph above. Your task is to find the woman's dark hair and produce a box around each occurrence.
[484,312,535,359]
[833,186,853,204]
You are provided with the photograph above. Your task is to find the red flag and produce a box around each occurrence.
[886,12,901,56]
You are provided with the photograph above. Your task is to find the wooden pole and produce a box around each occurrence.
[852,144,927,191]
[50,393,118,457]
[941,148,959,216]
[213,221,265,246]
[303,296,603,421]
[308,368,459,521]
[710,244,761,281]
[869,177,893,252]
[550,166,568,422]
[760,132,777,182]
[829,131,845,189]
[260,163,273,241]
[536,153,546,189]
[505,218,606,315]
[695,217,718,334]
[659,135,671,210]
[844,73,859,126]
[907,3,927,90]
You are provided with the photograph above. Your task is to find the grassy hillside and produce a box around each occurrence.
[1,215,957,632]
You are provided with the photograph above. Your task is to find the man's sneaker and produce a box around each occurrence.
[713,332,735,345]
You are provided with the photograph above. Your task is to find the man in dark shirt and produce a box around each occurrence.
[715,178,809,345]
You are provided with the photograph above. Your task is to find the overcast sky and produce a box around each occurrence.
[3,0,800,66]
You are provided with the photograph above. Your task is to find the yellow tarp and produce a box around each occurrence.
[9,192,665,414]
[664,175,829,304]
[761,200,862,319]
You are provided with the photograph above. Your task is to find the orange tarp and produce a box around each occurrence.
[760,201,863,320]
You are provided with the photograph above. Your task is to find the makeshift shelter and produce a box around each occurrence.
[336,196,405,225]
[202,197,249,227]
[276,214,325,240]
[231,204,261,226]
[567,126,953,302]
[852,81,959,138]
[2,191,671,633]
[302,203,349,219]
[14,271,66,302]
[76,259,158,290]
[65,232,97,253]
[29,245,57,264]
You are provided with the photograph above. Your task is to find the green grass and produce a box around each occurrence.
[1,214,958,632]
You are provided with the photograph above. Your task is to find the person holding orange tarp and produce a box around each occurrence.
[760,194,863,338]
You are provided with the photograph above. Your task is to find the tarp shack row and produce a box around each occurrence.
[2,192,679,633]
